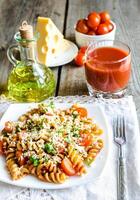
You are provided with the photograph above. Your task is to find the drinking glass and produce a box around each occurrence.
[84,40,131,98]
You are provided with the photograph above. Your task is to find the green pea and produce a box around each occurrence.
[29,156,39,166]
[33,159,39,166]
[44,143,55,154]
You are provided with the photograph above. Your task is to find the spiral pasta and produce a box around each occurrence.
[36,163,67,183]
[36,161,57,176]
[6,158,21,180]
[0,103,104,183]
[85,139,103,165]
[68,144,86,175]
[28,164,37,175]
[6,158,29,180]
[44,172,67,183]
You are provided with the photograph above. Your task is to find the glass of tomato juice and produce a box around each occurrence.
[84,40,131,98]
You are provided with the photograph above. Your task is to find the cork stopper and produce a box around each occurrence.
[19,21,33,40]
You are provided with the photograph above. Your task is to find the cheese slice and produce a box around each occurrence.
[36,17,64,65]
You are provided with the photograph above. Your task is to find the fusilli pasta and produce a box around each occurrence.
[0,103,103,183]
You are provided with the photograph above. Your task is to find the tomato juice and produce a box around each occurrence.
[85,46,131,93]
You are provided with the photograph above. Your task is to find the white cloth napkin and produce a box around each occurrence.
[0,96,140,200]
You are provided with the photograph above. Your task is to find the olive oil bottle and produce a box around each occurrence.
[7,21,55,102]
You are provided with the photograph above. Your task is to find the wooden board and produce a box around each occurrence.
[0,0,66,94]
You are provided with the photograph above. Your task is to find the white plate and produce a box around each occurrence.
[0,103,111,189]
[48,40,78,67]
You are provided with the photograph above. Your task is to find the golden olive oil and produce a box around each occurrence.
[8,61,55,102]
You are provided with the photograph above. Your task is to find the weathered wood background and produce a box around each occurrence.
[0,0,140,121]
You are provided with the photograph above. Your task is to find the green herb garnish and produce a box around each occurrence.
[26,120,33,130]
[45,157,49,163]
[2,130,8,137]
[73,133,79,137]
[64,137,71,143]
[57,128,64,135]
[72,112,78,119]
[44,143,56,154]
[73,127,80,131]
[16,125,21,132]
[29,156,39,166]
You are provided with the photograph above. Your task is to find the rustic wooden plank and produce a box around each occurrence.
[58,0,100,96]
[0,0,66,94]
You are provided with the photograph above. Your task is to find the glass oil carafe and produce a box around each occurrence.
[7,21,56,102]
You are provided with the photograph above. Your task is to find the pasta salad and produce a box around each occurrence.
[0,103,103,183]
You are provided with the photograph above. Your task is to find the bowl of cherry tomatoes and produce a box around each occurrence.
[75,11,116,47]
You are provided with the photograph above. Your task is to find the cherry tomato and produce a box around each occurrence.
[16,150,25,166]
[79,133,93,146]
[87,12,101,29]
[105,21,114,32]
[87,30,96,35]
[79,46,88,54]
[74,52,85,66]
[76,19,89,34]
[4,121,13,133]
[0,141,4,155]
[61,157,76,176]
[86,20,98,31]
[96,23,109,35]
[100,11,111,23]
[75,107,88,117]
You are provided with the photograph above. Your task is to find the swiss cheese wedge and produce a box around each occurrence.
[36,17,64,65]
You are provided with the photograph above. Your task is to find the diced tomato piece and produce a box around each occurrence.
[16,150,25,166]
[75,107,88,117]
[79,132,93,146]
[58,148,65,154]
[16,150,22,158]
[61,157,76,176]
[0,141,4,155]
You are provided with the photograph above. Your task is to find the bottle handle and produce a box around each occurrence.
[7,44,20,66]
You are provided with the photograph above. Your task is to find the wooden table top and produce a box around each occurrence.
[0,0,140,122]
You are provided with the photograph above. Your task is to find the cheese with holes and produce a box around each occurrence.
[36,17,64,65]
